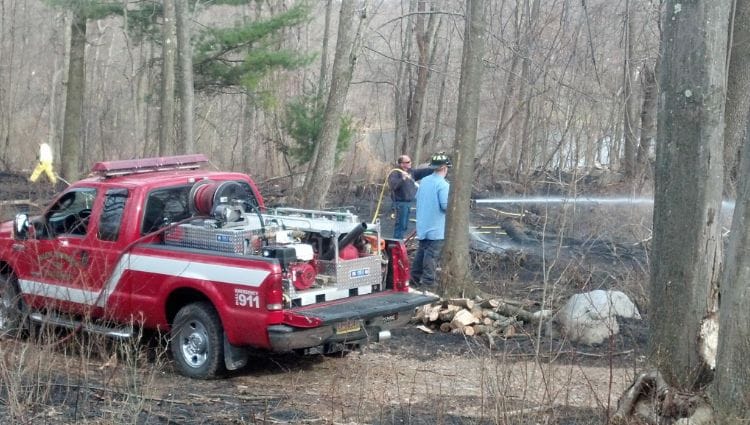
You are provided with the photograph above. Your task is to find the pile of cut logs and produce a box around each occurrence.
[413,296,546,345]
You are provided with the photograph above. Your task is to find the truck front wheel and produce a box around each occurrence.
[0,273,25,338]
[170,302,226,379]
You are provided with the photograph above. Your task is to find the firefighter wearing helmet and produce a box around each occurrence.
[411,151,452,290]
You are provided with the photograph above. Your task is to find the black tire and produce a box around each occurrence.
[170,302,226,379]
[0,273,26,338]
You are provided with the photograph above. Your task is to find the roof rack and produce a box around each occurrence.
[91,154,209,177]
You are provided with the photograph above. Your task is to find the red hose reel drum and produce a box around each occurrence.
[189,180,247,216]
[191,182,217,216]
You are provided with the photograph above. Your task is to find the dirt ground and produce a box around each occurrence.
[0,172,651,424]
[0,325,645,424]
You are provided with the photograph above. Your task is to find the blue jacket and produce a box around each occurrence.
[415,172,449,240]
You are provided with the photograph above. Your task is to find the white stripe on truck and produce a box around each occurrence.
[19,253,270,307]
[19,280,100,305]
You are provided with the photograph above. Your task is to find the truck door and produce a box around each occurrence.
[84,188,132,319]
[17,187,98,315]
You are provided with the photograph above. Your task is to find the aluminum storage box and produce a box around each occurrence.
[164,223,262,254]
[317,255,383,289]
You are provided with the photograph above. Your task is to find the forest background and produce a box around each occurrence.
[0,0,662,196]
[5,0,750,422]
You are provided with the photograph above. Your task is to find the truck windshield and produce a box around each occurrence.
[47,188,98,236]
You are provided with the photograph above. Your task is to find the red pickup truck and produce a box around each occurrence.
[0,155,436,378]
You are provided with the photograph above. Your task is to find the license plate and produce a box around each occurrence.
[335,321,361,334]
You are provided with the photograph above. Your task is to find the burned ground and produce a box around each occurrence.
[0,171,651,424]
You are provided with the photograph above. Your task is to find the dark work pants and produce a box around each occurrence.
[410,238,444,287]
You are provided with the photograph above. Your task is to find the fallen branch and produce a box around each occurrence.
[505,349,635,359]
[500,218,536,244]
[495,302,537,324]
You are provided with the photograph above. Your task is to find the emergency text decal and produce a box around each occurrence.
[234,288,260,308]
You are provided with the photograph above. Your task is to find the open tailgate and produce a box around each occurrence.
[293,291,438,324]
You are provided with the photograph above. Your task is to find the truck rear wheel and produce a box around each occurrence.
[0,273,25,338]
[170,302,226,379]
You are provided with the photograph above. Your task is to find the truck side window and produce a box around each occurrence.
[98,189,128,242]
[47,188,97,237]
[237,181,261,211]
[142,186,192,235]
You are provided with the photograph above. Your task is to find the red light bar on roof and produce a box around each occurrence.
[91,154,209,177]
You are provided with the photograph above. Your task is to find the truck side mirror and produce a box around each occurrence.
[13,213,29,240]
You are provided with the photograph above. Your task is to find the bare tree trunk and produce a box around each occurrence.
[239,96,249,172]
[46,10,64,162]
[48,65,62,154]
[609,96,623,171]
[141,41,156,157]
[303,0,332,191]
[393,0,415,159]
[513,0,540,182]
[710,106,750,421]
[508,4,523,176]
[89,21,115,164]
[723,0,750,198]
[406,0,435,162]
[317,0,332,101]
[622,0,638,179]
[302,125,321,193]
[487,45,520,179]
[441,0,486,297]
[636,62,657,176]
[267,107,285,178]
[651,0,728,390]
[61,10,86,182]
[428,29,452,163]
[0,0,18,168]
[516,91,534,182]
[240,4,254,174]
[160,0,177,156]
[301,0,361,209]
[710,0,750,418]
[176,0,194,154]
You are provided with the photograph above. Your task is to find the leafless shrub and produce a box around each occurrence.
[0,318,171,423]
